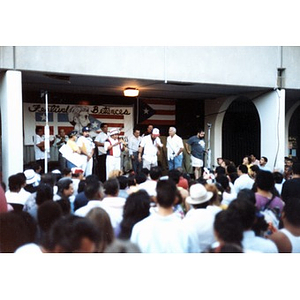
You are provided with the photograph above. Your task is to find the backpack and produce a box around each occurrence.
[260,196,281,230]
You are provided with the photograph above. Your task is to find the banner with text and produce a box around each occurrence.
[23,103,134,145]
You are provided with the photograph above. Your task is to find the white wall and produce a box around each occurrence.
[2,46,300,89]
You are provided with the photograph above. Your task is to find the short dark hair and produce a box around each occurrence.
[8,174,23,192]
[214,209,243,246]
[100,123,108,129]
[37,201,63,232]
[149,166,162,180]
[43,215,99,252]
[156,179,177,208]
[117,176,129,190]
[238,164,248,174]
[261,156,268,163]
[168,169,181,184]
[104,178,119,196]
[57,178,73,196]
[292,162,300,175]
[84,175,103,200]
[283,198,300,226]
[255,170,275,191]
[36,183,54,205]
[228,199,256,230]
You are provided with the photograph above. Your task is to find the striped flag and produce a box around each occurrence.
[138,98,176,126]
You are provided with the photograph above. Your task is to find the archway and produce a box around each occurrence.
[222,96,261,165]
[288,104,300,160]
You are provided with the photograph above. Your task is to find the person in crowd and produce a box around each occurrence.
[5,174,26,211]
[242,155,252,174]
[94,123,109,182]
[166,127,184,170]
[0,184,12,212]
[23,168,40,193]
[54,178,74,215]
[128,128,142,174]
[70,167,84,196]
[259,156,272,171]
[138,128,163,171]
[37,200,63,245]
[42,215,99,253]
[273,171,285,196]
[249,164,260,180]
[250,154,260,166]
[53,128,68,171]
[0,211,37,253]
[86,207,115,252]
[34,126,47,174]
[228,199,278,252]
[254,170,285,213]
[142,124,153,137]
[185,129,206,180]
[77,126,95,176]
[28,183,54,221]
[281,162,300,204]
[131,179,196,253]
[118,190,150,240]
[215,174,236,208]
[268,197,300,252]
[104,128,125,180]
[207,208,244,253]
[16,172,32,204]
[75,176,121,234]
[117,175,129,199]
[226,164,239,185]
[233,164,255,194]
[182,183,222,252]
[138,166,162,200]
[64,130,82,169]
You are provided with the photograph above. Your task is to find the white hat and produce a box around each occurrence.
[152,128,160,136]
[185,183,213,205]
[109,128,120,136]
[24,169,39,185]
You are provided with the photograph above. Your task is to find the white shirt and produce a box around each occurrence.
[75,200,123,231]
[128,135,142,156]
[131,212,196,253]
[140,135,163,160]
[77,135,95,156]
[233,174,254,194]
[104,137,122,157]
[183,205,222,252]
[166,134,184,160]
[242,231,278,253]
[94,131,108,155]
[5,190,27,205]
[138,180,158,197]
[34,134,49,160]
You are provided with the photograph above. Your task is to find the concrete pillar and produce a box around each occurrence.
[0,70,23,185]
[253,89,285,172]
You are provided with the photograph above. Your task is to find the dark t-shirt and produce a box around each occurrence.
[281,178,300,203]
[187,135,205,160]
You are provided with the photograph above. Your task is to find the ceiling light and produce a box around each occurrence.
[124,87,139,97]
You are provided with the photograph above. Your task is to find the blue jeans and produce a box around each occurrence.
[168,155,183,170]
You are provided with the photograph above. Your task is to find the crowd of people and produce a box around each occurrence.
[1,123,300,253]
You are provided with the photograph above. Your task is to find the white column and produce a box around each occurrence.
[253,89,285,172]
[0,70,23,185]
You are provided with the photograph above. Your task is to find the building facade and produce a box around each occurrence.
[1,46,300,184]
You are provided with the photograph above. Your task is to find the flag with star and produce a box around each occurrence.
[138,100,156,123]
[138,98,176,126]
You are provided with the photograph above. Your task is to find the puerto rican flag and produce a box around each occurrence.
[138,98,176,126]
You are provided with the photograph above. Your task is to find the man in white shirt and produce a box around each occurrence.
[182,183,222,252]
[234,164,255,194]
[166,127,184,170]
[138,128,163,171]
[94,123,109,182]
[77,126,95,176]
[34,126,51,173]
[259,156,272,171]
[128,128,142,174]
[131,179,196,253]
[104,128,125,180]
